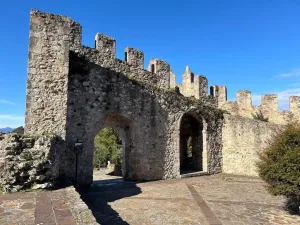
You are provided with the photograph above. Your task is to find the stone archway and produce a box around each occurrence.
[80,113,134,186]
[179,113,207,174]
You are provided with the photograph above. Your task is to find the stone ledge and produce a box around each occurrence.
[64,186,98,225]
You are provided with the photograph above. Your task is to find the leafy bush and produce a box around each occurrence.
[252,110,269,122]
[257,123,300,214]
[93,127,122,169]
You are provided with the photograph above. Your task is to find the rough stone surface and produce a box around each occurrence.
[81,171,300,225]
[0,187,97,225]
[0,133,61,193]
[20,9,300,189]
[222,115,282,176]
[209,87,300,125]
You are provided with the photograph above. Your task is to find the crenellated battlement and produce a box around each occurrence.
[28,9,299,127]
[210,86,300,124]
[29,9,175,91]
[172,66,208,100]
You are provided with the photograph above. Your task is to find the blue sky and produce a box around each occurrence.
[1,0,300,128]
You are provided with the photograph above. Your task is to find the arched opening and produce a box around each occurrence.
[91,113,133,185]
[151,64,155,74]
[125,52,128,62]
[180,113,206,175]
[93,127,123,181]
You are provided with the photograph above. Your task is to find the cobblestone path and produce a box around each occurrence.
[0,186,97,225]
[82,171,300,225]
[1,172,300,225]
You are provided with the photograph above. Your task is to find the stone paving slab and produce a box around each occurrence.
[0,186,97,225]
[1,172,300,225]
[82,171,300,225]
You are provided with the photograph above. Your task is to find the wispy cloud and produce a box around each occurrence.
[0,99,16,105]
[0,114,24,128]
[279,68,300,78]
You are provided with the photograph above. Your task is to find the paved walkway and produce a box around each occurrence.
[1,171,300,225]
[0,190,77,225]
[82,171,300,225]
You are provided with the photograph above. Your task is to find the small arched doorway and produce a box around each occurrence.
[179,113,207,175]
[93,126,123,179]
[91,113,133,184]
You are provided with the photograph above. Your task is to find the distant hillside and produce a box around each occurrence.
[0,127,14,133]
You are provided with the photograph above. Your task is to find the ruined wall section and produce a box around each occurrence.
[71,32,173,90]
[210,85,300,125]
[0,133,62,192]
[222,115,282,176]
[25,9,176,137]
[178,66,208,100]
[66,50,222,185]
[25,10,73,137]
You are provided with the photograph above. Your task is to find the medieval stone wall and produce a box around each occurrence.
[173,66,208,100]
[25,10,72,137]
[222,114,282,176]
[24,9,300,185]
[24,9,223,186]
[0,133,61,192]
[210,86,300,125]
[66,49,223,185]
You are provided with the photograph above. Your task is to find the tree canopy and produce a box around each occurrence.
[93,127,122,169]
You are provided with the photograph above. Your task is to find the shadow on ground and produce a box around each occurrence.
[78,177,142,225]
[284,196,300,215]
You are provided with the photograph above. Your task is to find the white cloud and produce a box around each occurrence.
[0,114,24,128]
[279,68,300,78]
[0,99,16,105]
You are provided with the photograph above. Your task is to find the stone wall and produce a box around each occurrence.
[222,114,282,176]
[0,133,61,192]
[66,50,223,185]
[210,86,300,125]
[25,9,223,187]
[176,66,208,100]
[25,10,72,137]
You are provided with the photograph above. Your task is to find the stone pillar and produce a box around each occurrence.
[170,70,176,89]
[290,96,300,117]
[125,47,144,69]
[25,10,71,137]
[147,59,170,89]
[210,85,227,107]
[237,90,252,108]
[181,66,194,97]
[95,33,116,59]
[194,75,208,99]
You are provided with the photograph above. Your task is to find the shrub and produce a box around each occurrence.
[252,110,269,122]
[257,123,300,214]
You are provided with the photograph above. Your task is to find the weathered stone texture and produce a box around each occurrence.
[22,9,300,188]
[211,88,300,125]
[221,115,282,176]
[66,50,223,185]
[25,10,71,137]
[0,133,61,192]
[23,9,223,187]
[125,47,144,69]
[178,66,209,100]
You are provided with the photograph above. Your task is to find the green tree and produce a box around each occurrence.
[257,123,300,214]
[94,127,122,169]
